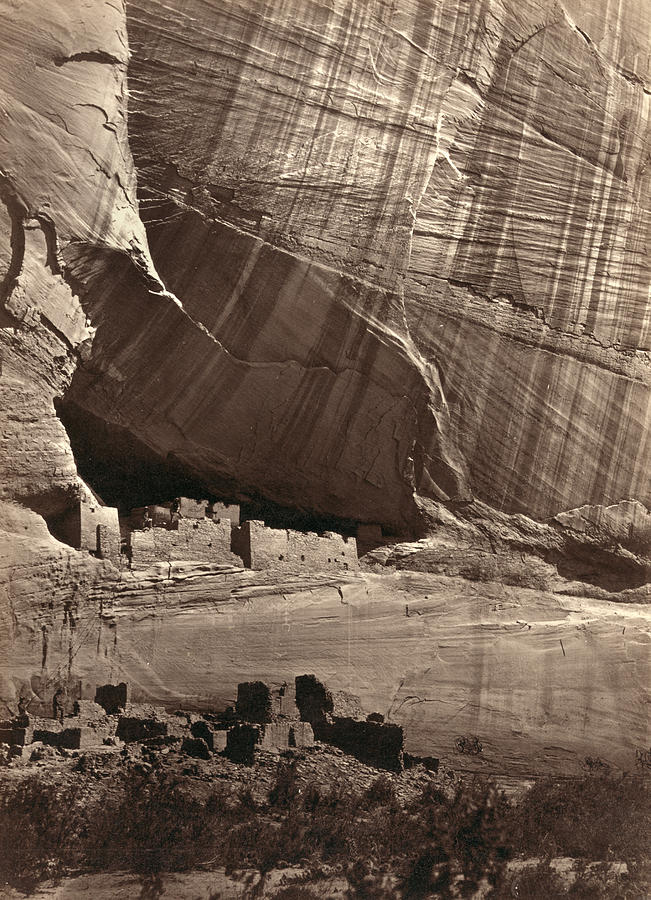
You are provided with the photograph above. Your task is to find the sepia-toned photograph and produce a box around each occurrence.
[0,0,649,896]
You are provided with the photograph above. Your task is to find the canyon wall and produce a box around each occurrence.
[0,0,649,529]
[0,0,649,774]
[73,0,650,527]
[2,521,649,776]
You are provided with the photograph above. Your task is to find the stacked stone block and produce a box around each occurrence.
[129,518,241,568]
[232,520,358,572]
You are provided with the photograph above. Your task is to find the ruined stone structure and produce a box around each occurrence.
[95,682,129,715]
[176,498,210,519]
[325,718,404,772]
[120,495,358,572]
[295,674,404,771]
[128,517,242,569]
[225,723,261,765]
[0,676,429,772]
[235,681,273,724]
[259,721,314,752]
[232,520,358,572]
[226,681,315,763]
[54,487,120,562]
[356,523,384,557]
[209,502,240,526]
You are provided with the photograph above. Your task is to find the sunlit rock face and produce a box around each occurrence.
[1,0,650,528]
[2,520,649,777]
[0,0,150,516]
[0,0,651,527]
[96,0,648,526]
[1,0,649,781]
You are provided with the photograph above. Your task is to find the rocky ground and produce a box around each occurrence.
[0,733,649,898]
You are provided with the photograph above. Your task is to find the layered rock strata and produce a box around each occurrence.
[111,0,649,524]
[1,517,648,776]
[1,0,646,533]
[0,0,649,781]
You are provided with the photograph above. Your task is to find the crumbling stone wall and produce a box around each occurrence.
[225,723,260,764]
[128,518,242,568]
[56,494,120,560]
[210,501,240,525]
[176,497,210,518]
[96,523,121,563]
[232,520,358,572]
[128,505,172,529]
[325,718,404,771]
[295,674,404,771]
[259,721,314,751]
[295,674,334,725]
[0,724,32,746]
[116,716,168,742]
[356,523,384,556]
[95,682,129,715]
[236,681,273,724]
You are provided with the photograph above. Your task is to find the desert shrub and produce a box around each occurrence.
[345,857,397,899]
[88,770,217,874]
[268,760,302,808]
[363,775,396,807]
[0,776,85,890]
[272,887,323,899]
[455,735,483,755]
[581,756,611,775]
[402,778,511,898]
[237,785,258,814]
[0,769,233,888]
[635,747,651,771]
[508,774,651,860]
[503,858,646,899]
[2,755,648,894]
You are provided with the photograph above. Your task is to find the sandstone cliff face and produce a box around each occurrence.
[0,1,649,776]
[0,0,150,517]
[2,519,648,777]
[70,0,649,526]
[1,0,649,528]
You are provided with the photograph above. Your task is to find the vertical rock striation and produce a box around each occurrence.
[111,0,648,524]
[0,0,151,516]
[1,0,648,529]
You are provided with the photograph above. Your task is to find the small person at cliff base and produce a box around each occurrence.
[52,687,66,724]
[15,695,30,727]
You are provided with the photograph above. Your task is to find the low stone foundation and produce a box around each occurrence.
[95,683,129,715]
[258,721,314,751]
[324,718,404,772]
[226,723,260,764]
[116,716,168,743]
[0,725,31,746]
[294,674,404,771]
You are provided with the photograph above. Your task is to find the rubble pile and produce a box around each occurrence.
[0,676,439,774]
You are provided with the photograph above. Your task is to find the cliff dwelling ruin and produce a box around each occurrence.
[49,490,364,574]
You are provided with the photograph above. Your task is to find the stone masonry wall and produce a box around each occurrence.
[210,501,240,525]
[233,520,358,572]
[79,501,120,556]
[56,497,121,559]
[129,518,242,568]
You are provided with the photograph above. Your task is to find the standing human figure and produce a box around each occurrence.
[52,687,66,724]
